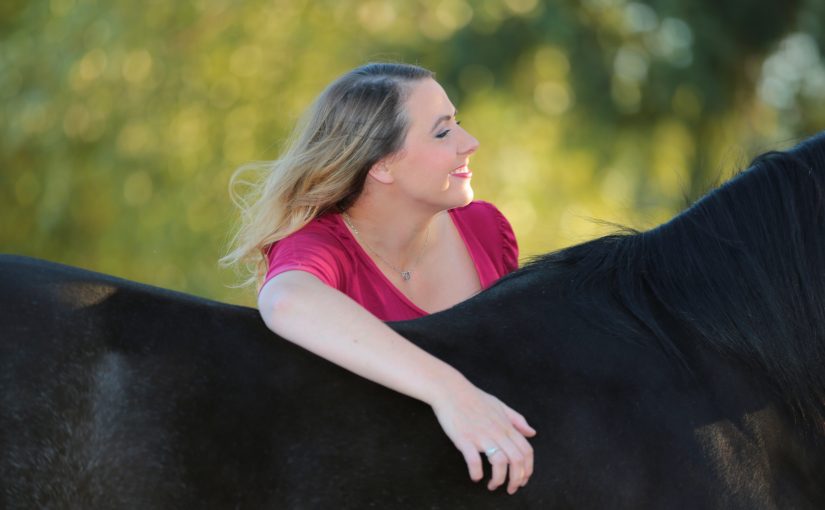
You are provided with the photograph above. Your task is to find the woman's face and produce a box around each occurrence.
[383,78,479,212]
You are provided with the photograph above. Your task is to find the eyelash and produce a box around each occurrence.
[436,120,461,139]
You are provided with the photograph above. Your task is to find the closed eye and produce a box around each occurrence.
[435,120,461,139]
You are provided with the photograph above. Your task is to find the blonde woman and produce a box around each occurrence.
[223,62,535,495]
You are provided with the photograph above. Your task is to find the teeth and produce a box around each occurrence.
[450,167,469,174]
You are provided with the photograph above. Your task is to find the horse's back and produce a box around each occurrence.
[0,255,290,507]
[0,256,502,508]
[1,255,824,509]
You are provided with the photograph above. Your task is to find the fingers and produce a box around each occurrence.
[504,406,537,437]
[458,441,484,482]
[520,442,534,487]
[430,385,535,494]
[486,449,509,491]
[489,435,531,494]
[498,405,536,491]
[508,428,535,486]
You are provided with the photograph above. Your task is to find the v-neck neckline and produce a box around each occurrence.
[335,209,481,315]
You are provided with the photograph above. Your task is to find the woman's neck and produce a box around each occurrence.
[343,199,441,267]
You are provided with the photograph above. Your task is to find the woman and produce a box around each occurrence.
[222,62,535,495]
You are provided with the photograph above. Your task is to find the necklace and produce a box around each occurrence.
[342,212,429,282]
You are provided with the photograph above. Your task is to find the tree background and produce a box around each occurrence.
[2,0,824,306]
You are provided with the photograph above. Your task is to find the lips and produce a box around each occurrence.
[450,164,471,176]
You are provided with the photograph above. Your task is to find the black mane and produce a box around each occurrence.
[526,132,825,431]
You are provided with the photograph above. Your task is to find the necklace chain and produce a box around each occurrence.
[342,212,429,282]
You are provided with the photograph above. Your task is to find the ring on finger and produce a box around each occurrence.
[484,447,499,457]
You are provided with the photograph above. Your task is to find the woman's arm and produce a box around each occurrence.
[258,270,536,494]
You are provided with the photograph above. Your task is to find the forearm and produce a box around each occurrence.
[259,270,535,493]
[258,271,466,406]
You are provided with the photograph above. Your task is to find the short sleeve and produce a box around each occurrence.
[262,225,347,290]
[448,201,519,288]
[492,205,519,273]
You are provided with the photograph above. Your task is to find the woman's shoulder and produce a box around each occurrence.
[263,211,353,290]
[266,211,353,263]
[280,211,347,243]
[450,200,518,277]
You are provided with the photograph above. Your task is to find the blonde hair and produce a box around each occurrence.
[220,63,434,287]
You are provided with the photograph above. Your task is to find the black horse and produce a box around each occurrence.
[3,132,825,509]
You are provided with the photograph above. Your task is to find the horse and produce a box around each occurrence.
[2,132,825,509]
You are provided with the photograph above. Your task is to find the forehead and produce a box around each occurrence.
[403,78,454,127]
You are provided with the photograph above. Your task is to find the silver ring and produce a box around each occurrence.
[484,447,499,457]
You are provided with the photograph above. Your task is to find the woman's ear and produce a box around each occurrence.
[367,160,394,184]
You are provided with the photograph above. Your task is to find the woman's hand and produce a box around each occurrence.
[429,377,536,495]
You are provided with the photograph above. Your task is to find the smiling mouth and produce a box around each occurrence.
[450,165,471,176]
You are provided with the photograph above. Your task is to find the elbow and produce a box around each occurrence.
[258,291,289,332]
[257,274,308,334]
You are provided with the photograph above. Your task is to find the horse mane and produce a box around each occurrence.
[527,131,825,431]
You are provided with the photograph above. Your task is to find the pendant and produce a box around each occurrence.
[400,271,412,281]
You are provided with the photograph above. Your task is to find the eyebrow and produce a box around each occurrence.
[430,109,458,133]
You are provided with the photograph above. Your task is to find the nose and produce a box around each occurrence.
[460,126,479,156]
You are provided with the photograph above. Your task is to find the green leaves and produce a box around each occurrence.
[2,0,822,305]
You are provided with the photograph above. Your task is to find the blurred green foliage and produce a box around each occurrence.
[2,0,824,306]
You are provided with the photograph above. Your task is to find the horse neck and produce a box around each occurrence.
[620,156,825,434]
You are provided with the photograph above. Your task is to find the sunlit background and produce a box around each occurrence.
[2,0,824,306]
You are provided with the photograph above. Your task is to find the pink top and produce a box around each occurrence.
[263,201,518,321]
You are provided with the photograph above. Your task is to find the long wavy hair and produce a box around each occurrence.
[220,63,434,287]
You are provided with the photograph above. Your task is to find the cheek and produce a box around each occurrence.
[420,147,454,170]
[398,142,455,182]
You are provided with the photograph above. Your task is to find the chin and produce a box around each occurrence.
[452,188,474,208]
[428,187,473,212]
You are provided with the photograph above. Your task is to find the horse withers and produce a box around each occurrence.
[2,133,825,508]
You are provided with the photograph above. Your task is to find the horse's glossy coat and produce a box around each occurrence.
[2,133,825,509]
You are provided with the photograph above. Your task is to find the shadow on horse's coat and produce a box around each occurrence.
[2,132,825,509]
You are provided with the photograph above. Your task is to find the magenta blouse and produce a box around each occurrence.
[262,201,518,321]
